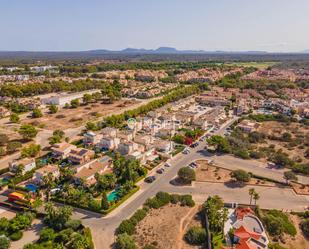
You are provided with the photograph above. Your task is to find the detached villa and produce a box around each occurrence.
[222,207,269,249]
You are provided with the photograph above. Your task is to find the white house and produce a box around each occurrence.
[83,131,103,145]
[98,137,120,150]
[41,89,101,106]
[9,158,36,174]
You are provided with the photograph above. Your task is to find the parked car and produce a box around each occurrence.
[164,163,171,167]
[156,168,164,174]
[145,176,156,183]
[190,142,199,148]
[183,149,190,154]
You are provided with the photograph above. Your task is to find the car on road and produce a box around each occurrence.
[164,163,171,167]
[156,168,165,174]
[189,162,198,168]
[144,176,156,183]
[183,148,190,154]
[190,142,199,148]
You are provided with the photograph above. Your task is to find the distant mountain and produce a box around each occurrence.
[302,49,309,53]
[86,47,269,54]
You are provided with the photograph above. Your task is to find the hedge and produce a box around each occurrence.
[9,230,23,241]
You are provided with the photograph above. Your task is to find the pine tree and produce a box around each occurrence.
[101,192,110,210]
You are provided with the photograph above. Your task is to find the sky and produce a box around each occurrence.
[1,0,309,52]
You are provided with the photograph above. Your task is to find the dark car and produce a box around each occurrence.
[156,168,164,174]
[145,176,156,183]
[190,142,199,148]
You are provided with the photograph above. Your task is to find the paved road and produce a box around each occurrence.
[71,117,309,249]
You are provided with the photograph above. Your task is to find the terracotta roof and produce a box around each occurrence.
[234,226,261,241]
[235,207,255,220]
[36,164,59,174]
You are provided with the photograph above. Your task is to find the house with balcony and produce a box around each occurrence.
[68,148,95,165]
[83,131,103,146]
[117,141,139,156]
[98,136,120,151]
[153,140,173,153]
[50,142,77,160]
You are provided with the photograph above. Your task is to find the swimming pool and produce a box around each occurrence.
[0,178,8,186]
[25,184,38,192]
[107,190,119,202]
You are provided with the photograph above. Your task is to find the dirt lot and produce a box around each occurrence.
[195,160,275,187]
[24,99,141,130]
[133,204,203,249]
[290,182,309,195]
[257,121,309,164]
[275,214,309,249]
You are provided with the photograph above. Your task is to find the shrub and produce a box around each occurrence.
[230,169,251,182]
[184,227,207,245]
[0,236,10,249]
[65,219,82,231]
[116,220,136,235]
[170,194,180,204]
[9,230,23,241]
[268,243,288,249]
[249,150,263,159]
[131,209,147,223]
[39,227,56,242]
[234,150,250,159]
[143,245,156,249]
[263,210,297,236]
[301,218,309,238]
[155,192,171,206]
[179,195,195,207]
[115,233,136,249]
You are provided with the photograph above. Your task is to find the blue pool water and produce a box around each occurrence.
[0,178,8,186]
[107,190,119,202]
[25,184,38,192]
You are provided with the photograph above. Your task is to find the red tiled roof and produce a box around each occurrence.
[235,207,255,220]
[234,226,261,241]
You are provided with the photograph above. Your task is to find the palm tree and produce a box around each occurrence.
[253,192,260,205]
[249,188,255,205]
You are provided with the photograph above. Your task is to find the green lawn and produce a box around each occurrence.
[212,233,225,249]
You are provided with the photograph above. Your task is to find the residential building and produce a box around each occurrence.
[237,120,259,133]
[9,158,36,174]
[117,130,134,141]
[50,142,77,160]
[41,89,101,106]
[134,134,153,146]
[222,207,269,249]
[33,164,60,184]
[153,140,173,153]
[98,137,120,150]
[101,127,118,138]
[74,156,113,185]
[117,141,139,155]
[83,131,103,145]
[68,148,95,164]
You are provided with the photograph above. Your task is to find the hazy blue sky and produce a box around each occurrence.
[1,0,309,52]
